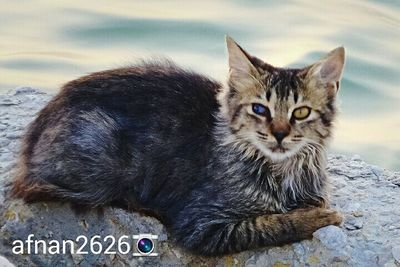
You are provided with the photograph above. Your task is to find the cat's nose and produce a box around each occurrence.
[271,121,291,144]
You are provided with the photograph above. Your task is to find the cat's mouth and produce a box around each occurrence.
[270,145,288,153]
[252,137,302,161]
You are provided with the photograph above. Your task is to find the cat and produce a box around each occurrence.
[11,36,345,256]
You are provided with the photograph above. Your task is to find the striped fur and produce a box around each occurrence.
[11,38,345,256]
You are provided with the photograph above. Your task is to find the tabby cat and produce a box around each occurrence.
[12,36,345,256]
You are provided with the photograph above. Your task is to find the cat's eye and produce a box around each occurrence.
[292,106,311,120]
[252,103,269,116]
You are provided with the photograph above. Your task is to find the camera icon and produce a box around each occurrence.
[132,234,158,256]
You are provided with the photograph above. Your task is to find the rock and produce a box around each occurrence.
[392,246,400,264]
[370,165,383,179]
[0,88,400,266]
[0,98,19,106]
[313,226,347,250]
[4,132,21,140]
[0,256,15,267]
[313,226,350,264]
[10,86,43,96]
[351,154,363,161]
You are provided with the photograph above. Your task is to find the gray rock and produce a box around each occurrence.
[370,165,384,179]
[392,245,400,264]
[313,226,347,250]
[0,88,399,267]
[0,256,15,267]
[344,214,364,230]
[11,86,43,96]
[312,226,351,264]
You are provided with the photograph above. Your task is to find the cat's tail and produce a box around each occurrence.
[10,101,59,202]
[173,207,342,256]
[10,102,126,207]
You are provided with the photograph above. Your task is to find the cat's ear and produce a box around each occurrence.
[226,36,260,92]
[303,47,345,94]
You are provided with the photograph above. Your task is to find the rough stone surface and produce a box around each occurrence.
[0,88,399,267]
[0,255,14,267]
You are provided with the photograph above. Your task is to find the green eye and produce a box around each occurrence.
[292,106,311,120]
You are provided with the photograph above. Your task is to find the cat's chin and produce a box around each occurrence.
[265,149,297,162]
[265,147,291,162]
[253,142,302,162]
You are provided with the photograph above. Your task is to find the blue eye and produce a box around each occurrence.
[252,103,268,115]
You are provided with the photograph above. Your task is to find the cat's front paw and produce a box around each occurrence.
[311,208,343,227]
[289,207,343,237]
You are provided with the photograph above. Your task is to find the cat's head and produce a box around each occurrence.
[220,36,345,162]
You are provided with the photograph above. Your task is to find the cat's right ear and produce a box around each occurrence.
[226,36,260,92]
[302,47,345,95]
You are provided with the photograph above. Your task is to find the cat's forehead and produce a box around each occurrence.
[260,68,303,102]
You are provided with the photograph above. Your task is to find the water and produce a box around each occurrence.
[1,0,399,170]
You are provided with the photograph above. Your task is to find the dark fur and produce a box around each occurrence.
[12,59,341,256]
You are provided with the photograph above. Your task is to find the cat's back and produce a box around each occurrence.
[61,61,221,116]
[69,60,220,146]
[42,60,223,152]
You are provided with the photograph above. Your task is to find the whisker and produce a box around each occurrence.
[256,131,268,137]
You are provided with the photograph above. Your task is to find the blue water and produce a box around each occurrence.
[0,0,399,170]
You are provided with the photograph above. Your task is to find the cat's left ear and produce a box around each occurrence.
[226,36,261,92]
[303,47,345,94]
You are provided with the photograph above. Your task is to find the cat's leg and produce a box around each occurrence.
[298,196,329,208]
[172,207,342,256]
